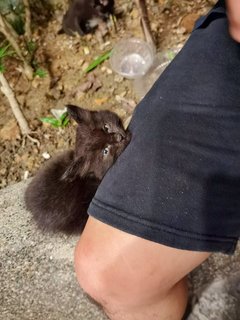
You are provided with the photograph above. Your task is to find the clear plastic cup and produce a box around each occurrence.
[110,38,155,79]
[133,48,180,99]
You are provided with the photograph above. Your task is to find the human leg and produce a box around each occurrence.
[75,2,240,318]
[75,217,210,320]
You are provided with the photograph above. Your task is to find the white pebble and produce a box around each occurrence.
[23,171,29,180]
[42,152,51,160]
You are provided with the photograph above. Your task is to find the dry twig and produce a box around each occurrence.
[23,0,32,40]
[0,72,40,146]
[0,72,30,135]
[135,0,155,48]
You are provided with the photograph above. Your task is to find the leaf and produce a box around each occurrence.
[59,112,70,127]
[40,117,60,127]
[0,44,14,59]
[40,113,69,128]
[84,50,112,73]
[62,116,70,127]
[59,111,68,121]
[34,68,47,78]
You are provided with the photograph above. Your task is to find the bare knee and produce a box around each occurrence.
[74,237,129,307]
[74,237,179,309]
[74,238,106,305]
[74,218,209,319]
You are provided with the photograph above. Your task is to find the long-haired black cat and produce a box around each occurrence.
[25,105,131,235]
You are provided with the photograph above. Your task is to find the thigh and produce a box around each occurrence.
[75,217,210,303]
[88,1,240,255]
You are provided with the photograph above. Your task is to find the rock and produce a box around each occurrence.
[106,68,113,75]
[42,152,51,160]
[0,119,20,141]
[83,46,90,55]
[188,272,240,320]
[32,77,42,89]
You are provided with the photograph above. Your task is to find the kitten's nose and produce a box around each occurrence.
[114,133,124,142]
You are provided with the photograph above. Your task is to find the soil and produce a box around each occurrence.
[0,0,216,189]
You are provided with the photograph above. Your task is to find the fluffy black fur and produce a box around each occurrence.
[62,0,114,35]
[25,105,131,235]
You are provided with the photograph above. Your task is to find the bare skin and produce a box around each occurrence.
[226,0,240,41]
[75,217,210,320]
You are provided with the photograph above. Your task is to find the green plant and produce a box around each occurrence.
[84,50,112,73]
[33,67,47,78]
[0,44,14,72]
[26,40,37,55]
[40,112,69,128]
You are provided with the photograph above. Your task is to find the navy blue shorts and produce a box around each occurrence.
[88,0,240,254]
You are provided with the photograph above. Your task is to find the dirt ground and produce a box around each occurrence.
[0,0,216,189]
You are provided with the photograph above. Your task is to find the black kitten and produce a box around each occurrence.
[24,105,131,235]
[62,0,114,36]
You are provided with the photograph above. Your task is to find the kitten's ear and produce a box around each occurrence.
[66,105,92,124]
[61,157,90,181]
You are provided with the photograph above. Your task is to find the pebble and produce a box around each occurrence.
[83,47,90,55]
[23,171,29,180]
[103,67,112,75]
[42,152,51,160]
[31,77,42,89]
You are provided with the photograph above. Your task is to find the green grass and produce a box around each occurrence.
[84,50,112,73]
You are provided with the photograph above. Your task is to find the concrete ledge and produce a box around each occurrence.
[0,181,107,320]
[0,181,240,319]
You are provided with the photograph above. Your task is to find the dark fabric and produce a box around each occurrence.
[88,0,240,254]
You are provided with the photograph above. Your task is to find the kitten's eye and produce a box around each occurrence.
[103,146,110,156]
[103,123,110,132]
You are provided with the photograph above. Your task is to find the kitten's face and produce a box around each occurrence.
[66,105,131,180]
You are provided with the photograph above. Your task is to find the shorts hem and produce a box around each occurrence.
[88,198,238,255]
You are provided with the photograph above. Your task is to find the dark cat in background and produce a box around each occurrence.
[62,0,114,36]
[25,105,131,235]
